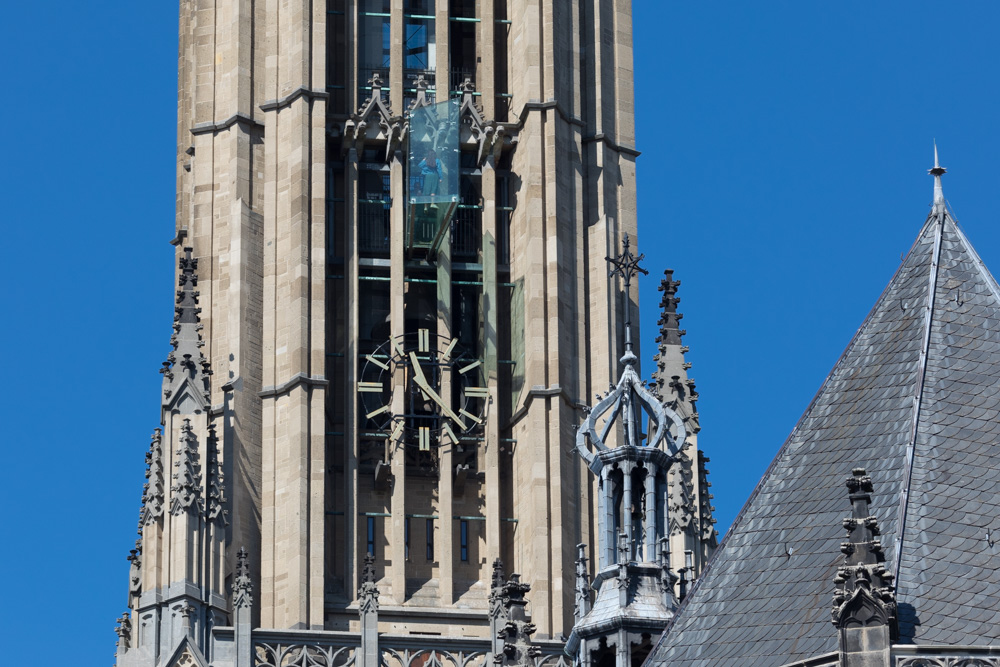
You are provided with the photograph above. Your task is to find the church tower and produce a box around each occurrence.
[116,0,648,664]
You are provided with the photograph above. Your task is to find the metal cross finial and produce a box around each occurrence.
[606,233,648,360]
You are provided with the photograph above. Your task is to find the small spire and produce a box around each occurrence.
[929,141,947,215]
[161,247,212,413]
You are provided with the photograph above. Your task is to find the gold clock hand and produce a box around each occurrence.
[409,352,468,430]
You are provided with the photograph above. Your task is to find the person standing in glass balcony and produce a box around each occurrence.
[418,148,442,197]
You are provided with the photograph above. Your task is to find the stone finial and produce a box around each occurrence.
[114,612,132,651]
[176,601,196,637]
[161,248,212,412]
[127,546,142,603]
[139,429,166,527]
[494,574,541,666]
[409,74,433,111]
[233,546,253,609]
[359,553,380,614]
[831,468,897,636]
[205,425,228,525]
[169,419,203,515]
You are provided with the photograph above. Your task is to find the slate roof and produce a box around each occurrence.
[647,198,1000,666]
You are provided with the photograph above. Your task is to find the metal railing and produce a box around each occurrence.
[359,199,391,255]
[452,205,481,260]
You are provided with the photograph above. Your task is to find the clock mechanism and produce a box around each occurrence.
[359,329,488,451]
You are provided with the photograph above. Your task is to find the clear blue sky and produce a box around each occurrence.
[1,2,998,663]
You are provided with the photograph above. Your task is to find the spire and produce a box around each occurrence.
[929,142,947,216]
[161,247,212,414]
[606,232,648,365]
[653,269,699,432]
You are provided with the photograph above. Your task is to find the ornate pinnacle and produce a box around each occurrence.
[139,429,165,528]
[234,546,253,609]
[205,425,228,525]
[606,232,648,363]
[831,468,897,636]
[170,419,203,515]
[114,612,132,651]
[359,553,380,614]
[162,247,212,411]
[491,558,506,592]
[494,574,541,666]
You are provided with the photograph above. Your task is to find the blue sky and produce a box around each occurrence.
[2,1,998,663]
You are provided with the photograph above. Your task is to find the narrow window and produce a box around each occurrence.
[367,517,376,556]
[426,518,435,560]
[460,519,469,561]
[405,518,410,560]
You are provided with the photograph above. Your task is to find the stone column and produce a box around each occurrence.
[389,151,407,603]
[643,465,657,562]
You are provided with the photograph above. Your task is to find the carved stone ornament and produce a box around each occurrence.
[343,72,405,161]
[234,546,254,609]
[205,425,228,525]
[831,468,897,636]
[170,419,203,515]
[114,612,132,650]
[161,247,213,413]
[359,553,380,614]
[494,574,541,667]
[457,79,508,166]
[139,428,166,526]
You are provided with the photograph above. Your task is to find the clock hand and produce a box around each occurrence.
[409,352,468,430]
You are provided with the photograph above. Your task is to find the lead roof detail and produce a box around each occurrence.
[647,159,1000,666]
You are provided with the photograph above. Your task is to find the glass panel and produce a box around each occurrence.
[359,12,391,98]
[407,98,460,251]
[404,17,435,71]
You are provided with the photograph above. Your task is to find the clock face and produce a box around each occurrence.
[359,329,488,449]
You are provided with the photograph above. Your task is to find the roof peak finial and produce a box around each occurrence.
[929,141,947,215]
[606,232,648,365]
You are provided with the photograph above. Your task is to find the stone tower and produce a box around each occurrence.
[116,0,646,664]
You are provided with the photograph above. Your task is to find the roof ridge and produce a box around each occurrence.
[650,214,941,655]
[891,210,944,583]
